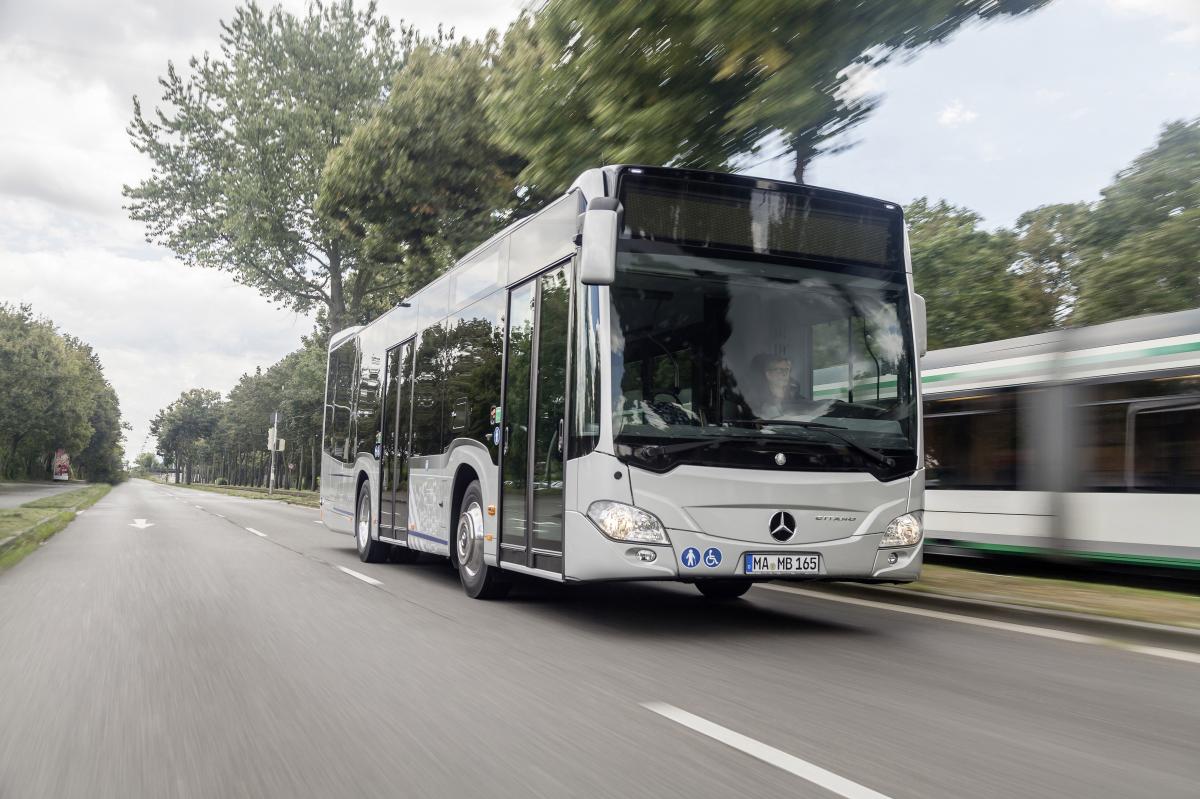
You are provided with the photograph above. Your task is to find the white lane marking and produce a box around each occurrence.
[128,519,155,529]
[245,527,268,538]
[337,566,383,587]
[214,514,225,518]
[194,505,203,509]
[762,585,1200,665]
[1123,644,1200,666]
[312,520,324,524]
[642,702,892,799]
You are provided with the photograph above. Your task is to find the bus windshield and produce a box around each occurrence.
[609,249,918,479]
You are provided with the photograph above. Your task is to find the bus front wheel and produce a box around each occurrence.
[355,483,390,563]
[455,481,509,600]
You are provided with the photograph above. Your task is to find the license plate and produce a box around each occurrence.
[744,553,821,575]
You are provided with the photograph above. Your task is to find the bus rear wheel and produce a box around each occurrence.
[355,483,390,563]
[695,579,752,600]
[455,481,509,600]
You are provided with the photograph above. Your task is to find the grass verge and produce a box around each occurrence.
[0,483,113,572]
[164,481,320,508]
[891,562,1200,630]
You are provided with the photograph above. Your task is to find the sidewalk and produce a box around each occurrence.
[0,480,89,510]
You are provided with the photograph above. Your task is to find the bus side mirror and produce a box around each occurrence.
[579,197,620,286]
[913,293,928,357]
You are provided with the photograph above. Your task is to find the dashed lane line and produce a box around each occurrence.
[337,566,383,587]
[245,527,268,538]
[642,702,892,799]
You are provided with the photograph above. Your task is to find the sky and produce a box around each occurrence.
[0,0,1197,464]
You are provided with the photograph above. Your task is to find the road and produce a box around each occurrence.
[0,479,1196,798]
[0,480,87,509]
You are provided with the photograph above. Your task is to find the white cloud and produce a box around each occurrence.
[937,101,979,127]
[1034,88,1067,104]
[1108,0,1200,43]
[2,245,314,463]
[0,0,524,464]
[836,61,886,106]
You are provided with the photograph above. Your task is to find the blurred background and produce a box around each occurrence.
[2,0,1197,574]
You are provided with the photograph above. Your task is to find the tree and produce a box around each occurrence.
[151,389,223,484]
[320,34,535,307]
[0,304,126,482]
[490,0,1050,192]
[125,1,403,331]
[1073,209,1200,324]
[906,199,1050,349]
[1071,118,1200,324]
[1010,202,1089,326]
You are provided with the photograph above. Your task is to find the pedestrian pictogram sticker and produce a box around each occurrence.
[703,547,722,567]
[681,547,700,568]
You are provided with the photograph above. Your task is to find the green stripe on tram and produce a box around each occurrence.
[944,540,1200,570]
[921,338,1200,387]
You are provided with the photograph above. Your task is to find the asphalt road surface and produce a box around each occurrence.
[1,479,1196,798]
[0,480,87,509]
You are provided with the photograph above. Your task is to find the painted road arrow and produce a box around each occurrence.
[128,519,155,529]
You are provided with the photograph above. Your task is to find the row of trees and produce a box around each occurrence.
[149,332,326,487]
[146,116,1199,485]
[126,0,1051,331]
[0,305,126,482]
[133,1,1196,480]
[909,119,1200,349]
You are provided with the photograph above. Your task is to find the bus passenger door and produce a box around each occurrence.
[500,265,570,573]
[381,338,415,543]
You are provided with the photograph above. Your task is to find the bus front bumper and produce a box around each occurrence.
[562,511,922,583]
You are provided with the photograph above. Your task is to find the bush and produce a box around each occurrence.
[214,477,228,486]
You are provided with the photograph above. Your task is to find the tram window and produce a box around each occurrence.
[1078,375,1200,492]
[1131,403,1200,492]
[924,390,1019,489]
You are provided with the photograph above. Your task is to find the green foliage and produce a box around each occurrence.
[1071,119,1200,324]
[125,0,402,330]
[909,117,1200,347]
[0,305,126,482]
[488,0,1049,192]
[320,34,537,308]
[148,330,329,489]
[151,388,223,483]
[906,200,1050,349]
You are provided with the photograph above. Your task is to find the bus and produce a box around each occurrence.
[320,165,927,599]
[923,307,1200,570]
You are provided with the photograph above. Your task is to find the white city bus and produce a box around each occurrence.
[321,166,927,598]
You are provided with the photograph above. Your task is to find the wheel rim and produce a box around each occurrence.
[357,491,370,550]
[456,500,485,579]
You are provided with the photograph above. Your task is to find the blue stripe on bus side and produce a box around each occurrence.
[407,530,449,546]
[329,506,354,518]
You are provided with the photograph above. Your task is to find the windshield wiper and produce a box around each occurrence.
[727,419,896,468]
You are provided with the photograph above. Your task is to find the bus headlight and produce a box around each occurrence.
[881,512,923,548]
[587,501,670,545]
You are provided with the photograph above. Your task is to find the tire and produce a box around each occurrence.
[695,579,753,600]
[355,482,390,563]
[455,481,509,599]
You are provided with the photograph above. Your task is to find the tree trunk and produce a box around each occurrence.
[791,134,818,185]
[328,245,348,333]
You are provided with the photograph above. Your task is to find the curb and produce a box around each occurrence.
[0,511,71,556]
[808,581,1200,652]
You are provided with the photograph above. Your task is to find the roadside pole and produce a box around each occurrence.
[268,413,278,496]
[267,411,286,496]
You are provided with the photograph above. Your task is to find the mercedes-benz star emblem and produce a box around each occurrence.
[774,452,787,466]
[769,511,796,542]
